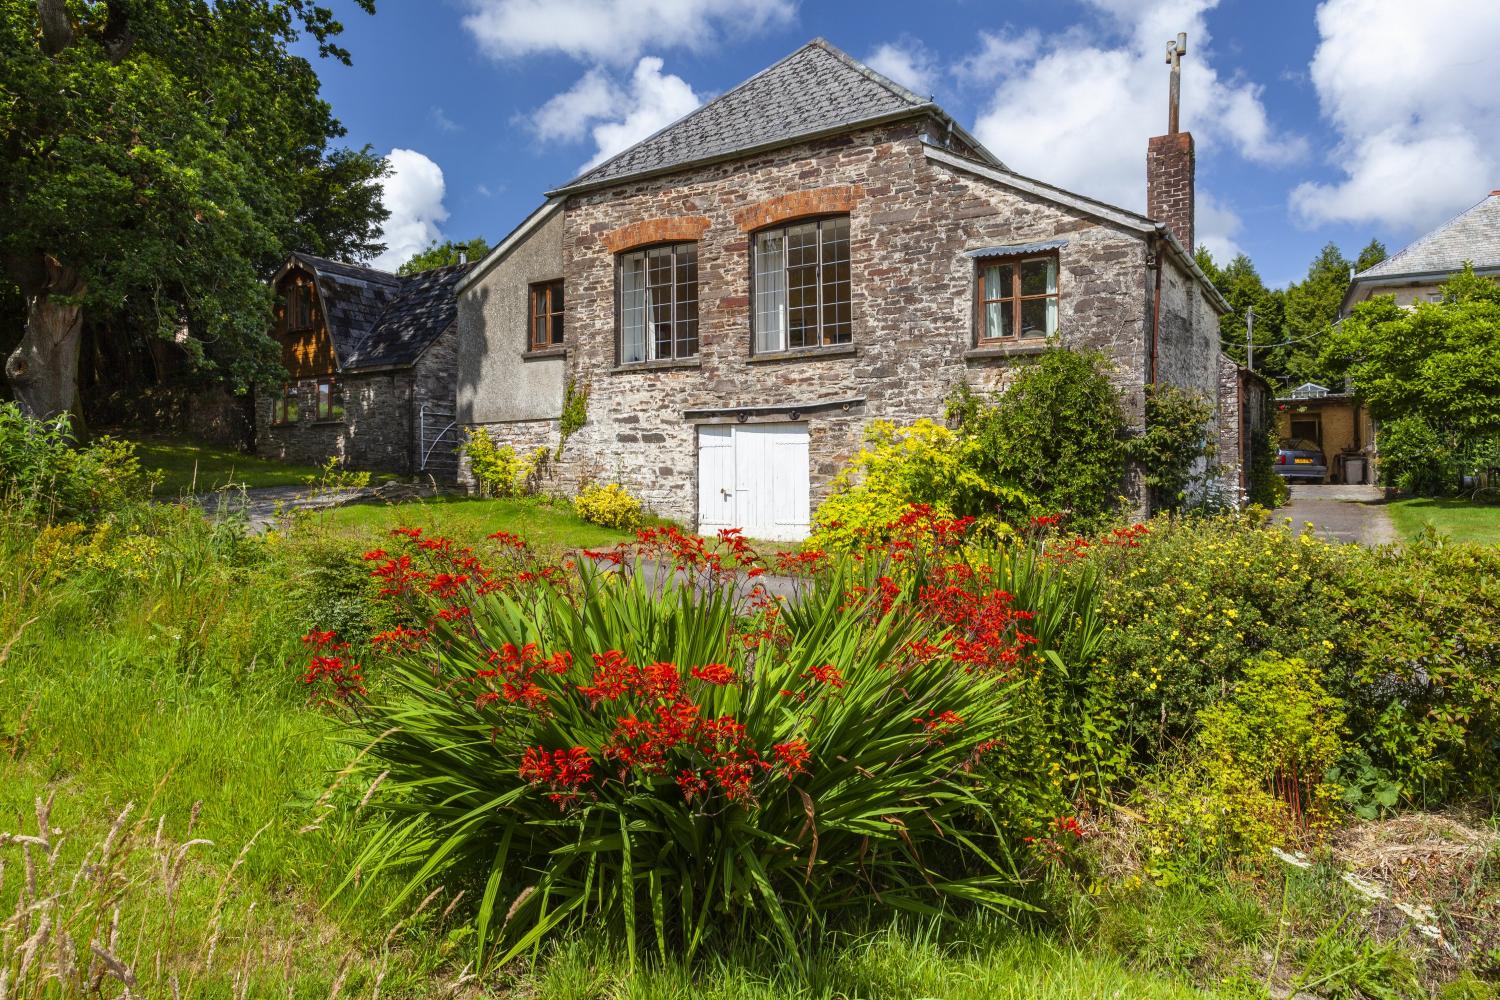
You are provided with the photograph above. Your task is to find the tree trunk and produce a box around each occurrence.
[5,255,86,422]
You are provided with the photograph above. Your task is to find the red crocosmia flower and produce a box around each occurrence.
[1053,815,1086,838]
[487,530,528,549]
[435,605,471,622]
[772,739,811,777]
[689,663,736,685]
[711,761,755,802]
[362,548,388,561]
[518,747,553,784]
[391,526,423,539]
[675,769,709,802]
[914,709,965,735]
[778,688,806,702]
[801,663,846,689]
[301,630,337,647]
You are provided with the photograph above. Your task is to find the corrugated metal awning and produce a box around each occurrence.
[964,239,1068,258]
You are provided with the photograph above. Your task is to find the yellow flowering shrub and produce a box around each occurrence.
[573,482,643,530]
[1141,653,1346,881]
[811,418,1021,552]
[30,520,162,586]
[464,429,548,498]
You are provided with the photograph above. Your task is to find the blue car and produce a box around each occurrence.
[1276,438,1328,483]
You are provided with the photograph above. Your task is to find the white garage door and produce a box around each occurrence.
[697,423,810,541]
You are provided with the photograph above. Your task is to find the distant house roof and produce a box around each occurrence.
[283,253,474,372]
[1353,192,1500,284]
[548,38,1003,195]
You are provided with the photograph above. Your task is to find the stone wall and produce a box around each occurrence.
[254,369,415,474]
[540,118,1164,525]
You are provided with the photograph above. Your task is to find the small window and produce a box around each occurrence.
[314,378,344,422]
[976,253,1059,343]
[1290,417,1321,445]
[753,216,851,353]
[529,280,565,351]
[272,383,300,425]
[286,280,315,331]
[618,243,698,363]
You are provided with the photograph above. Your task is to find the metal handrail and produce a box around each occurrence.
[418,402,459,472]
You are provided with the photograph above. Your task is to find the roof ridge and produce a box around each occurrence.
[293,250,403,284]
[1360,192,1500,277]
[560,39,834,189]
[554,38,940,193]
[806,37,931,105]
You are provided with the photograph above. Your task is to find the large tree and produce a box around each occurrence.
[1,0,384,420]
[399,236,491,276]
[1322,265,1500,432]
[1198,248,1289,382]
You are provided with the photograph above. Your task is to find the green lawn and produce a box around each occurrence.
[1387,496,1500,545]
[134,436,337,494]
[309,495,644,554]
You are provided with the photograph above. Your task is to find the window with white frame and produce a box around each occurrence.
[752,216,851,353]
[976,253,1059,342]
[618,243,698,364]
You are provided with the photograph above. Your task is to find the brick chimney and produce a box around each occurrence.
[1148,32,1195,251]
[1148,132,1195,250]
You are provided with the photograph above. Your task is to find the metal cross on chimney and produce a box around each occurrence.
[1165,32,1187,134]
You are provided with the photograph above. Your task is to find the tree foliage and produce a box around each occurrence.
[1324,265,1500,431]
[398,236,491,276]
[0,0,385,415]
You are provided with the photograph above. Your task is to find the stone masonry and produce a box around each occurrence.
[508,116,1224,525]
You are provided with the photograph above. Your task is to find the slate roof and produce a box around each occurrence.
[551,38,1001,194]
[1356,191,1500,280]
[288,253,474,371]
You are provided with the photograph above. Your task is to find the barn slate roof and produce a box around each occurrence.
[1356,192,1500,280]
[289,253,474,371]
[549,38,1002,195]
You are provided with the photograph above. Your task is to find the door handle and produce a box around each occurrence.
[720,488,732,500]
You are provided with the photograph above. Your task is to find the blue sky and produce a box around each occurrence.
[296,0,1500,287]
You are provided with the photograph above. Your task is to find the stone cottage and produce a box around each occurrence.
[456,38,1238,540]
[257,253,473,480]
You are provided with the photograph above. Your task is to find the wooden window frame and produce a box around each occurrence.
[271,382,300,426]
[974,251,1061,344]
[615,242,699,365]
[286,280,315,333]
[313,377,344,423]
[528,280,565,352]
[749,214,852,355]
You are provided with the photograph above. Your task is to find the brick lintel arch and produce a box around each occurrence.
[733,184,865,232]
[601,216,712,254]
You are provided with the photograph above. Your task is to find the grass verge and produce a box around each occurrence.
[1387,496,1500,545]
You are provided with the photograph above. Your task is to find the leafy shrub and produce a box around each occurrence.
[1125,384,1218,513]
[0,403,152,522]
[463,427,547,498]
[333,516,1105,967]
[573,482,644,530]
[1140,654,1346,879]
[811,419,1022,551]
[302,455,371,494]
[1070,514,1500,807]
[558,377,589,458]
[947,349,1129,532]
[1378,414,1454,495]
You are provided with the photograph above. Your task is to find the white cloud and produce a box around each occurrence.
[462,0,795,66]
[954,28,1040,85]
[967,0,1304,215]
[1289,0,1500,231]
[865,40,939,96]
[430,106,460,132]
[371,149,448,272]
[1195,190,1244,262]
[530,57,702,171]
